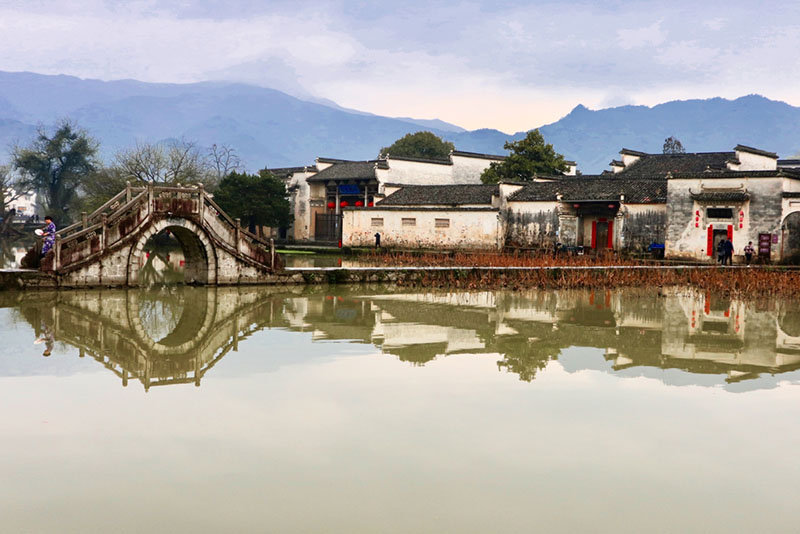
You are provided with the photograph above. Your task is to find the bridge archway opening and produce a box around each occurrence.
[129,219,217,287]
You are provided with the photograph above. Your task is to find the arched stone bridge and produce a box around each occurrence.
[42,184,280,287]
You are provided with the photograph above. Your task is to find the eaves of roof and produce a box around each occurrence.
[670,169,800,179]
[387,155,452,165]
[735,144,779,159]
[451,150,506,161]
[690,190,750,202]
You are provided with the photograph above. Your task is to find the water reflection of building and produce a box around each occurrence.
[9,286,800,390]
[291,288,800,387]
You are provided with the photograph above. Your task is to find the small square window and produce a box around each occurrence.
[435,218,450,228]
[371,218,384,227]
[402,218,416,226]
[707,208,733,219]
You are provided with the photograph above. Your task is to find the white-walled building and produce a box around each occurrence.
[5,189,37,218]
[271,150,507,242]
[339,144,800,263]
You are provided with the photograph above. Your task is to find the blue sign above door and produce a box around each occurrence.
[338,185,361,195]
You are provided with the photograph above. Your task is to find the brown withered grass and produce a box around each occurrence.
[362,250,643,268]
[362,251,800,298]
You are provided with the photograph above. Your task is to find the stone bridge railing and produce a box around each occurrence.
[46,184,279,275]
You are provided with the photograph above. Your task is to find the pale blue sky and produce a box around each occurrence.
[0,0,798,131]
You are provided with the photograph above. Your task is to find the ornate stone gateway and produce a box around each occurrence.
[42,184,280,287]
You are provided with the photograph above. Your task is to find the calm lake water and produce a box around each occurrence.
[2,285,799,533]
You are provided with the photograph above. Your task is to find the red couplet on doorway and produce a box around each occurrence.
[727,224,733,241]
[591,221,597,249]
[607,220,614,249]
[707,225,714,256]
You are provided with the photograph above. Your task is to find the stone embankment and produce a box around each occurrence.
[5,264,800,298]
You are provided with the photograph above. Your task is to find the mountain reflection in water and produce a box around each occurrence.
[9,286,800,391]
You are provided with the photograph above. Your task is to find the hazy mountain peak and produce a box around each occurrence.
[0,71,798,174]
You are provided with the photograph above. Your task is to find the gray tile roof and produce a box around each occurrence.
[509,177,667,204]
[617,152,734,178]
[307,161,384,182]
[671,169,800,179]
[267,165,317,178]
[690,190,750,202]
[377,184,498,206]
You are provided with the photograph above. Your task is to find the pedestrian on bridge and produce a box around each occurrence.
[40,215,56,257]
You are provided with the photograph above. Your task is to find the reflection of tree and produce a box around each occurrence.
[137,288,185,343]
[140,231,184,286]
[495,336,561,382]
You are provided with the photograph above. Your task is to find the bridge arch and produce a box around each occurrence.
[51,185,277,287]
[127,218,218,286]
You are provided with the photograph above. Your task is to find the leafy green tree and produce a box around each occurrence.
[380,131,454,160]
[480,129,567,183]
[12,121,98,224]
[663,136,686,154]
[213,170,292,234]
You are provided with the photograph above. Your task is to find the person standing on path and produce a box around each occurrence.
[717,238,726,265]
[40,215,56,257]
[374,231,381,248]
[724,238,734,265]
[744,241,755,265]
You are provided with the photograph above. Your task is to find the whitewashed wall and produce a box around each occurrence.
[734,149,777,171]
[342,208,502,249]
[665,177,783,261]
[379,158,454,185]
[505,201,560,247]
[287,170,318,241]
[451,154,502,184]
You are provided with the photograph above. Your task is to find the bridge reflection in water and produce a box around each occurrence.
[11,286,800,390]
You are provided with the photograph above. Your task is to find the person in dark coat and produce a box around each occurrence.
[717,238,726,264]
[724,238,734,265]
[374,232,381,248]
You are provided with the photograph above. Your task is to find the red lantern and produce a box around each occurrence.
[340,201,348,208]
[327,201,335,209]
[355,200,364,207]
[368,201,374,207]
[573,203,580,208]
[608,204,615,209]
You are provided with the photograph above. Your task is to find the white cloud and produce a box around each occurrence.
[617,21,667,49]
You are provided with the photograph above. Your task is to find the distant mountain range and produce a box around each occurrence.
[0,71,798,173]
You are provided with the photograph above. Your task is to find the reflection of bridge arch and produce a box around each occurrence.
[35,287,280,390]
[126,289,216,356]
